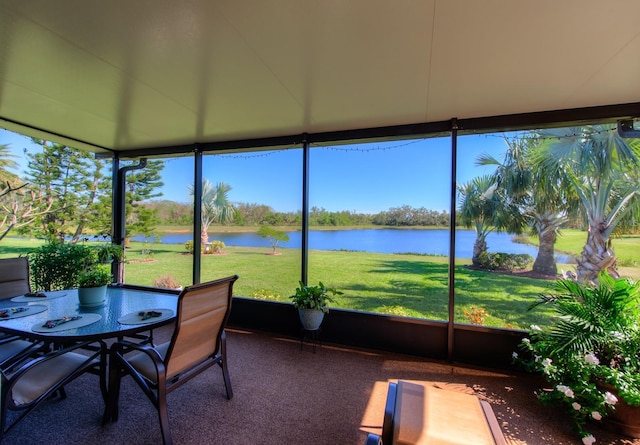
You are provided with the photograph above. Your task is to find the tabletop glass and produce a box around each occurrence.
[0,286,179,341]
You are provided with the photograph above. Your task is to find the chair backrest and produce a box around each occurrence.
[165,275,238,378]
[0,257,30,300]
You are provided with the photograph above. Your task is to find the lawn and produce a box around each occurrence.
[521,229,640,279]
[1,236,565,330]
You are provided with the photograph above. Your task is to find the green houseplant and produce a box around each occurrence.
[289,281,342,330]
[515,273,640,444]
[85,235,124,263]
[77,266,112,307]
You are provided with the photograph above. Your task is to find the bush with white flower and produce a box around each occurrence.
[515,273,640,442]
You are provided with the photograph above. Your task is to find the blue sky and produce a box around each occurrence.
[1,128,507,214]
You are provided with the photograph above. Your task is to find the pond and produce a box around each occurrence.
[132,229,574,262]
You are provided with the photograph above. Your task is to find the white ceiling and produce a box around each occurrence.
[1,0,639,154]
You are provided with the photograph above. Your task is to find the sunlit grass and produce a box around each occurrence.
[3,235,636,330]
[522,229,640,278]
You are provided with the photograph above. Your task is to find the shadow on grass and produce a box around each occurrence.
[351,257,555,328]
[0,245,35,257]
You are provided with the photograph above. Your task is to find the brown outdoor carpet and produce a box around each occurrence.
[3,327,640,445]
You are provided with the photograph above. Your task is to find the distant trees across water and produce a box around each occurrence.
[145,201,453,228]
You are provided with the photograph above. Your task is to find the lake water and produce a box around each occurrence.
[132,229,573,261]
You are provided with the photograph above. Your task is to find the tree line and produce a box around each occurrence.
[146,201,452,228]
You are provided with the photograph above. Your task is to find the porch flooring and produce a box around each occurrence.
[3,326,639,445]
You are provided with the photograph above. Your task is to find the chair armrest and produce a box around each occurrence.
[110,339,167,379]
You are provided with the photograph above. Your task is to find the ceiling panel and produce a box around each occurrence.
[0,0,639,154]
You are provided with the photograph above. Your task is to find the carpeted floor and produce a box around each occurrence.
[3,327,640,445]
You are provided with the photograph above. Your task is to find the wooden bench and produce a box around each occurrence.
[366,380,506,445]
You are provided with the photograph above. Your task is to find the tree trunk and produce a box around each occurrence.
[576,222,619,283]
[533,220,557,276]
[200,225,209,246]
[472,236,487,266]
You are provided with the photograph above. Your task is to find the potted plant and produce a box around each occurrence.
[77,266,112,307]
[86,235,123,264]
[514,272,640,444]
[289,281,342,330]
[94,243,123,264]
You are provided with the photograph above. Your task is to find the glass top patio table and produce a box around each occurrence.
[0,285,179,342]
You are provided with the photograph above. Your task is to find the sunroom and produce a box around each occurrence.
[1,1,639,443]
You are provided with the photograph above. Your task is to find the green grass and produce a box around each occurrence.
[521,229,640,277]
[2,236,563,330]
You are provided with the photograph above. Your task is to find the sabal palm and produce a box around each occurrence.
[457,175,522,265]
[536,126,640,282]
[189,179,235,245]
[477,136,579,275]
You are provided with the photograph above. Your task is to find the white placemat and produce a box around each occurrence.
[118,308,174,325]
[31,313,102,333]
[11,291,68,303]
[0,305,47,320]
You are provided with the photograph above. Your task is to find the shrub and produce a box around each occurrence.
[29,241,96,291]
[476,252,533,271]
[153,274,181,289]
[209,240,225,254]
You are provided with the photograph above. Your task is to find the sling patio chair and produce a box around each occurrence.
[0,339,106,441]
[0,257,31,300]
[106,275,239,445]
[0,257,47,369]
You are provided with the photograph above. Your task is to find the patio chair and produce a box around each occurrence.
[0,257,30,300]
[0,339,106,441]
[0,257,45,368]
[106,275,239,445]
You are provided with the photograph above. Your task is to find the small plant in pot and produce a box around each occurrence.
[514,272,640,443]
[289,281,342,330]
[85,235,124,264]
[77,266,112,307]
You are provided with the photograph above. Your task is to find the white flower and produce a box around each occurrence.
[512,352,518,359]
[534,355,541,362]
[530,324,542,331]
[572,402,582,410]
[604,392,618,405]
[565,389,574,398]
[582,435,596,445]
[522,337,530,343]
[584,353,600,365]
[542,358,552,367]
[556,385,574,398]
[591,411,602,420]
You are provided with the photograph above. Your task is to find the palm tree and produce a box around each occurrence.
[457,175,523,266]
[477,136,580,276]
[536,125,640,282]
[189,179,236,245]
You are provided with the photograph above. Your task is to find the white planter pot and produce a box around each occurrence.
[78,285,107,307]
[298,308,325,330]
